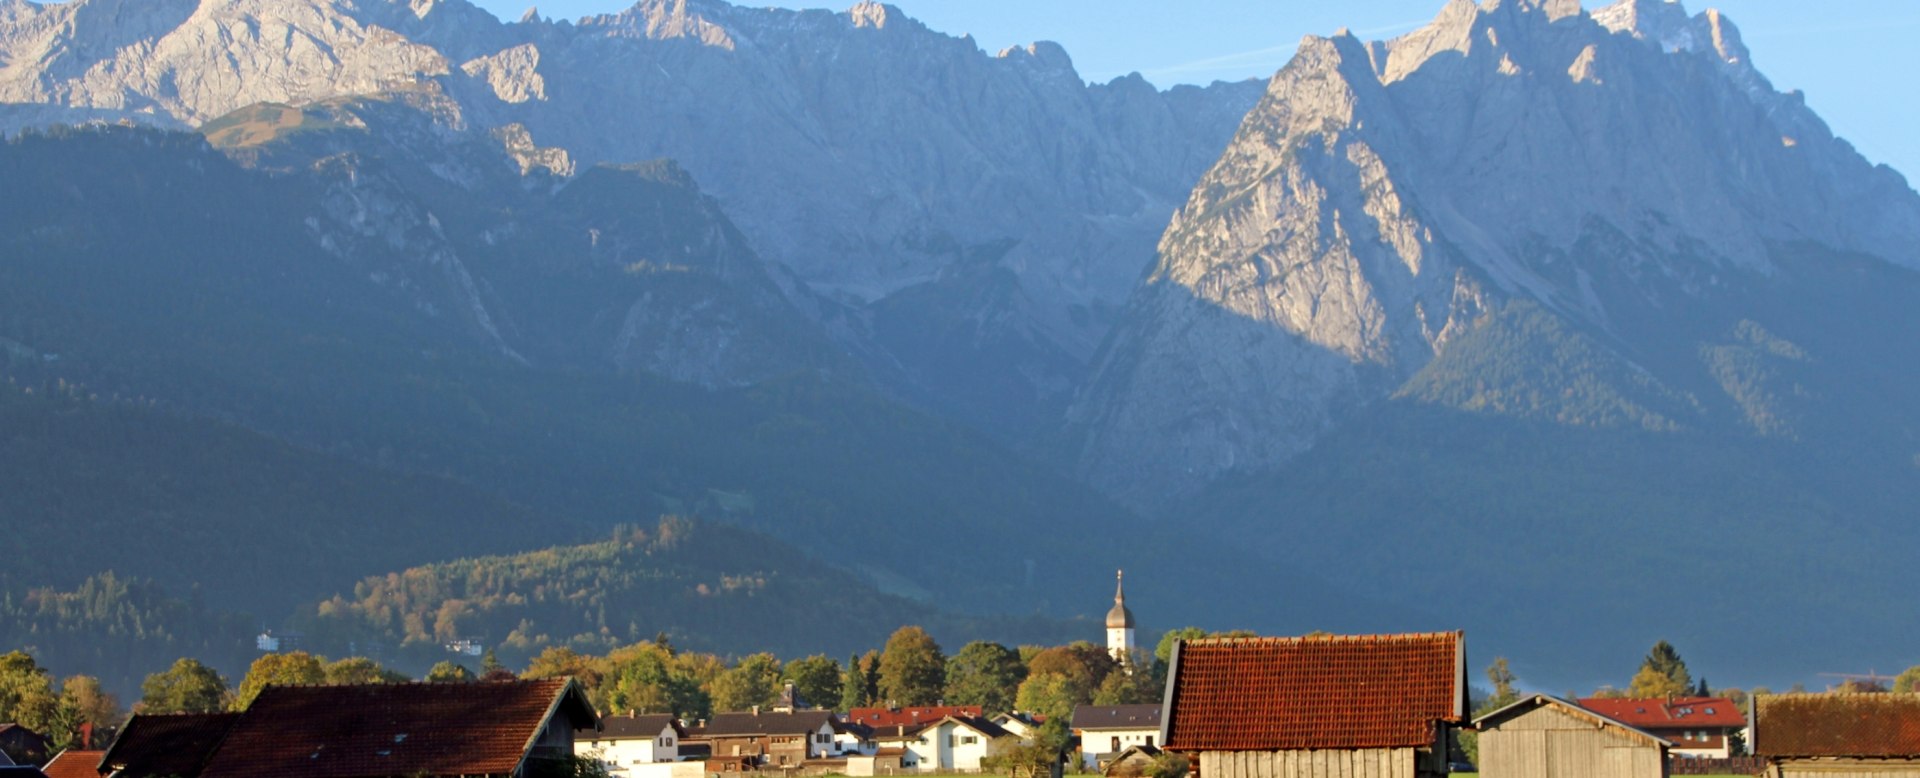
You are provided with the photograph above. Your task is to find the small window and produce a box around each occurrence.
[1705,707,1716,715]
[962,736,977,745]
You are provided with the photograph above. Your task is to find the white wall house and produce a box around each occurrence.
[923,716,1011,772]
[575,714,685,777]
[1073,705,1163,770]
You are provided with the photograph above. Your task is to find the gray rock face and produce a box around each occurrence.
[0,0,1261,423]
[1071,0,1920,507]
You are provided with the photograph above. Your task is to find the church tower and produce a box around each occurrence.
[1106,569,1136,662]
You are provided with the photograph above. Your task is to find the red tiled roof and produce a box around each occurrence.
[39,750,104,778]
[1755,694,1920,758]
[1577,697,1746,730]
[1163,632,1466,752]
[197,679,594,778]
[101,712,240,778]
[847,706,983,729]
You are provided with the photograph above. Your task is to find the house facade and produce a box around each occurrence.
[701,710,837,768]
[575,714,686,777]
[1578,697,1746,759]
[1754,693,1920,777]
[1161,632,1469,778]
[1475,694,1671,778]
[1074,704,1163,770]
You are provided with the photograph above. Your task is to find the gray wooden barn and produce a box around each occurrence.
[1473,694,1671,778]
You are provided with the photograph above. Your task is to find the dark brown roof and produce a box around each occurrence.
[38,750,104,778]
[580,714,682,740]
[1163,632,1466,752]
[1756,694,1920,758]
[101,712,239,778]
[704,711,834,738]
[197,679,594,778]
[1072,705,1163,731]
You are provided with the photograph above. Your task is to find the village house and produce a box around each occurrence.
[35,750,105,778]
[1578,696,1746,759]
[1161,632,1469,778]
[1104,745,1165,778]
[864,714,1010,772]
[1074,704,1163,770]
[1474,694,1671,778]
[575,714,688,777]
[103,679,595,778]
[99,712,240,778]
[0,725,51,769]
[992,711,1044,743]
[699,709,837,768]
[833,718,878,756]
[1753,693,1920,777]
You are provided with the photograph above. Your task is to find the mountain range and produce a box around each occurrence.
[0,0,1916,690]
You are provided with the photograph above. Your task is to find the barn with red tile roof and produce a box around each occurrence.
[1160,632,1468,778]
[1754,693,1920,777]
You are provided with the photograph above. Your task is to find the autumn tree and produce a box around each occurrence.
[1092,666,1158,706]
[785,655,842,711]
[878,627,945,706]
[426,661,475,683]
[1014,672,1079,723]
[525,646,602,688]
[232,651,326,710]
[140,658,228,713]
[323,657,408,685]
[1895,667,1920,694]
[602,645,709,719]
[945,642,1026,714]
[711,653,783,712]
[59,675,123,735]
[0,651,63,741]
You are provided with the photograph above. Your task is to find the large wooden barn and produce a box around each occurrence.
[1159,632,1468,778]
[1473,694,1671,778]
[1755,694,1920,777]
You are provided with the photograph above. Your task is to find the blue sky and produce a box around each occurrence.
[467,0,1920,181]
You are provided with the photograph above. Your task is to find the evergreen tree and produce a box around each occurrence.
[839,654,867,712]
[1639,641,1692,695]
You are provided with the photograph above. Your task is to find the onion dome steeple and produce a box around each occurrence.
[1106,569,1135,629]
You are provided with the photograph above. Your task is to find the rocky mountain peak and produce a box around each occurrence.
[1070,0,1920,507]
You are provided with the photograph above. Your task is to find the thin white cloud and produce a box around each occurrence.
[1124,19,1425,84]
